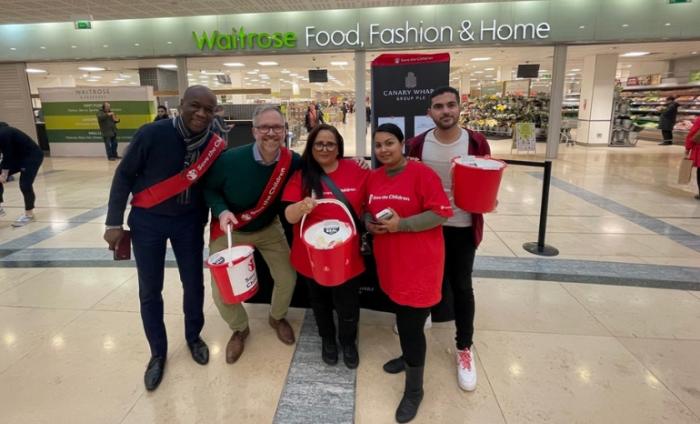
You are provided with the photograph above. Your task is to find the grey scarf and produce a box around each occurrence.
[173,116,211,204]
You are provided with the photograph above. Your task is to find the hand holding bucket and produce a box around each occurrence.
[300,199,357,287]
[206,224,259,304]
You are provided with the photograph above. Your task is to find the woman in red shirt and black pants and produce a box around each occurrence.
[283,124,369,368]
[365,123,453,423]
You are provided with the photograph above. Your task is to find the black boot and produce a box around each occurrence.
[395,365,424,423]
[322,337,338,365]
[342,343,359,369]
[383,356,405,374]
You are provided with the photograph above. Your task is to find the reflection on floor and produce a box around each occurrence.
[0,114,699,423]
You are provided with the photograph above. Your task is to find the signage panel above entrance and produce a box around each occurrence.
[1,0,699,62]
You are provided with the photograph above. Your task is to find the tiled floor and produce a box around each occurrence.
[0,113,699,423]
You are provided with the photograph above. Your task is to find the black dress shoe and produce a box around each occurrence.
[322,337,338,365]
[188,337,209,365]
[144,356,166,391]
[342,343,359,369]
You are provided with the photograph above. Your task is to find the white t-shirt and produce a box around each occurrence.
[422,128,472,227]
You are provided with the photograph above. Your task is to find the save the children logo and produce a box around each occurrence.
[186,169,198,181]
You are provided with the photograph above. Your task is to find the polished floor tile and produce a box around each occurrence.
[620,337,700,418]
[497,231,700,260]
[0,268,46,294]
[0,267,136,309]
[0,310,180,424]
[32,222,107,248]
[563,283,700,339]
[474,278,610,336]
[0,306,82,373]
[661,218,700,236]
[476,330,700,424]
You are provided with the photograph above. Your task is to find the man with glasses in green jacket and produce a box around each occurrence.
[203,105,301,364]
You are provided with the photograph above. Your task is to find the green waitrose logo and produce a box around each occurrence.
[193,28,298,50]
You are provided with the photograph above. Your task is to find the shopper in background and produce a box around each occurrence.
[282,124,369,368]
[154,105,169,121]
[365,104,371,134]
[103,85,223,391]
[405,86,491,393]
[0,122,44,227]
[367,123,452,423]
[97,101,121,160]
[341,101,348,124]
[685,116,700,199]
[212,105,233,138]
[203,105,301,364]
[659,96,680,146]
[305,103,319,133]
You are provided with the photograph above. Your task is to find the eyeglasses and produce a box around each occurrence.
[313,142,338,152]
[255,125,286,134]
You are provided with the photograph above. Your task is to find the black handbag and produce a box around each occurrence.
[320,174,372,255]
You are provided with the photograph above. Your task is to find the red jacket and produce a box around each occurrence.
[405,128,491,247]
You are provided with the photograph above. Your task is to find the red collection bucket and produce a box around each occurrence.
[451,155,507,213]
[300,199,357,287]
[206,226,258,304]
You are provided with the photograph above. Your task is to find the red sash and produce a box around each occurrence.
[210,147,293,240]
[131,134,226,208]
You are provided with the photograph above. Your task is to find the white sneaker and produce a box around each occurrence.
[456,347,477,391]
[11,214,34,227]
[393,314,432,335]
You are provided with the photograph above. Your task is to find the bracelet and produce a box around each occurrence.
[105,225,123,230]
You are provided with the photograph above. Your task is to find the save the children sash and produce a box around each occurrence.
[131,134,226,208]
[210,147,292,240]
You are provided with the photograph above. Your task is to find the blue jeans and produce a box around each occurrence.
[103,135,118,158]
[128,207,206,357]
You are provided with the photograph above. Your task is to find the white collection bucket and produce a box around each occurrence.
[206,225,258,304]
[300,199,357,287]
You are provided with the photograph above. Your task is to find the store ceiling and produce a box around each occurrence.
[0,0,525,24]
[25,41,700,95]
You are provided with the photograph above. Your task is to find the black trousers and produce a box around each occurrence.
[443,226,476,350]
[0,152,43,210]
[128,207,205,357]
[395,304,431,367]
[661,130,674,143]
[304,274,360,346]
[697,168,700,194]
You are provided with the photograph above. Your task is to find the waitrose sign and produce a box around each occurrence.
[193,19,550,51]
[3,0,697,61]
